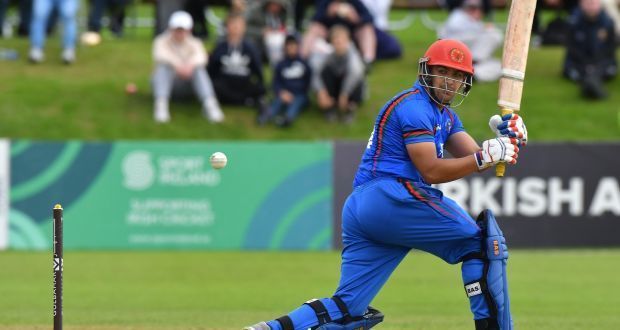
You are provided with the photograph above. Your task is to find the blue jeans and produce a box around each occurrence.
[269,93,308,122]
[30,0,78,50]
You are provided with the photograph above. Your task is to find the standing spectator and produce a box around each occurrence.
[185,0,209,39]
[315,25,365,124]
[0,0,32,37]
[264,35,312,127]
[301,0,376,66]
[359,0,402,59]
[29,0,79,64]
[245,0,291,66]
[152,11,223,123]
[439,0,503,81]
[563,0,617,99]
[155,0,185,36]
[208,13,268,119]
[86,0,128,39]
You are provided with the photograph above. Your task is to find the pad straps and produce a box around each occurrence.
[276,315,294,330]
[304,299,332,325]
[331,296,352,323]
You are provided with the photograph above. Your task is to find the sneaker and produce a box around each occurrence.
[203,98,224,123]
[28,48,44,63]
[243,321,270,330]
[341,110,356,125]
[61,48,75,64]
[274,115,291,128]
[325,108,338,123]
[154,99,170,123]
[256,99,271,126]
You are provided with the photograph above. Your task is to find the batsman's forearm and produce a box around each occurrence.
[417,156,479,184]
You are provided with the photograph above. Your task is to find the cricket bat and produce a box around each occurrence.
[496,0,537,177]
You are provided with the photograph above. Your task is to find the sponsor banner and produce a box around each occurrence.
[334,142,620,248]
[0,139,9,250]
[10,141,332,250]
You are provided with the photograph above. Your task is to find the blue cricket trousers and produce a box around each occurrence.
[266,177,491,330]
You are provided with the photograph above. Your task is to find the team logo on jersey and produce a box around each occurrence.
[446,120,452,132]
[449,48,465,63]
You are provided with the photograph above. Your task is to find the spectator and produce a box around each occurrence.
[29,0,79,64]
[263,34,312,127]
[439,0,503,82]
[563,0,617,99]
[0,0,32,37]
[444,0,494,18]
[155,0,185,36]
[359,0,402,59]
[245,0,291,66]
[185,0,209,39]
[85,0,128,39]
[208,13,268,119]
[315,25,365,124]
[601,0,620,37]
[301,0,376,65]
[152,11,223,123]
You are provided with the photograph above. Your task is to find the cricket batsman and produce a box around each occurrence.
[245,39,527,330]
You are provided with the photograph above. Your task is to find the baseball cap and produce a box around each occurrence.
[168,11,193,30]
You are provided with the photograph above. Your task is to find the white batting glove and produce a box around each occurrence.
[474,137,520,170]
[489,114,528,146]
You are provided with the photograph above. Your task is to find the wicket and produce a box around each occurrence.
[53,204,63,330]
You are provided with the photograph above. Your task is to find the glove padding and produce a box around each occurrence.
[474,137,520,170]
[489,114,528,146]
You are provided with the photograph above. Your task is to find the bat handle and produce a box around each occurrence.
[495,108,514,177]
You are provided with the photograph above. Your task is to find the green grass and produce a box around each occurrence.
[1,9,619,141]
[0,249,619,329]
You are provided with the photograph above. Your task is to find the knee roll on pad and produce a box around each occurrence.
[463,210,513,330]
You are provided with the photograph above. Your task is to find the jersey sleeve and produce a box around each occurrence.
[397,101,435,144]
[448,109,465,137]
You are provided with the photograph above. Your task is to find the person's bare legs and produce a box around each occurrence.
[355,23,376,64]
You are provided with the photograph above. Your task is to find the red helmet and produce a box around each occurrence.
[421,39,474,75]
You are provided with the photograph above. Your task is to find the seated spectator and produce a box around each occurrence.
[208,13,268,119]
[85,0,128,39]
[152,11,223,123]
[29,0,79,64]
[262,34,312,127]
[439,0,503,82]
[563,0,617,99]
[315,25,365,124]
[360,0,402,59]
[245,0,290,66]
[301,0,376,65]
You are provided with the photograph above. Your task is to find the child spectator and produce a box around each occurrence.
[315,25,365,124]
[563,0,617,99]
[245,0,291,66]
[152,11,223,123]
[208,13,268,119]
[263,34,312,127]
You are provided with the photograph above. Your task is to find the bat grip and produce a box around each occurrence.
[495,108,514,177]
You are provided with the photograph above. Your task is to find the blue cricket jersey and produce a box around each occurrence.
[353,81,465,187]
